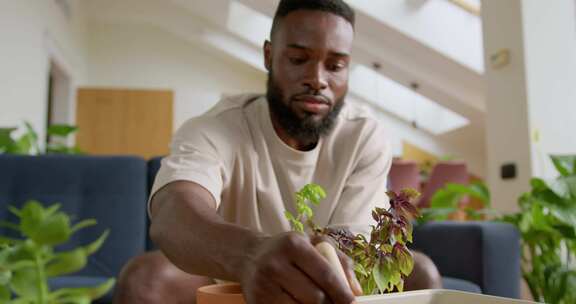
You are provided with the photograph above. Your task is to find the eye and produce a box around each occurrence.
[289,57,307,65]
[328,61,347,72]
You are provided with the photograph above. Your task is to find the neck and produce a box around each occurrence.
[269,112,318,151]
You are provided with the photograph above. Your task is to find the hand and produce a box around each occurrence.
[240,232,361,304]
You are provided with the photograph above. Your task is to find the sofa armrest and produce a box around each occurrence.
[410,221,521,298]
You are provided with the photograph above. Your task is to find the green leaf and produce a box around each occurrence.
[0,269,12,285]
[419,208,455,223]
[372,259,391,293]
[10,267,39,298]
[31,212,71,246]
[6,242,35,264]
[47,124,78,137]
[0,128,17,154]
[13,133,34,155]
[45,203,62,217]
[0,221,20,232]
[354,263,369,277]
[83,230,110,256]
[20,201,46,237]
[284,211,296,222]
[8,206,21,218]
[71,219,97,234]
[23,121,40,154]
[7,260,36,271]
[46,248,87,277]
[429,189,460,209]
[294,222,304,233]
[51,278,115,301]
[551,155,576,177]
[0,285,10,302]
[394,246,414,276]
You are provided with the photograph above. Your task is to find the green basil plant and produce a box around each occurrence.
[0,201,114,303]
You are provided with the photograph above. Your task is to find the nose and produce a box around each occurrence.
[302,62,328,92]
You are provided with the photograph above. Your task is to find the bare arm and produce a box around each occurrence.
[149,181,359,304]
[149,181,261,281]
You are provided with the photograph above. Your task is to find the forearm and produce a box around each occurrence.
[149,181,266,281]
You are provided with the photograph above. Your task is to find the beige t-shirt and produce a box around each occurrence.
[151,94,392,236]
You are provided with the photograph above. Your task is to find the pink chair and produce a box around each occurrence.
[418,161,468,208]
[388,160,421,193]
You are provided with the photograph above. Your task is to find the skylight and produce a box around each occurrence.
[349,65,469,135]
[346,0,484,72]
[227,1,272,46]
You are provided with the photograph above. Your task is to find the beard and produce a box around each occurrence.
[266,72,345,145]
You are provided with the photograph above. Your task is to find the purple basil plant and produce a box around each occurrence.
[286,185,421,295]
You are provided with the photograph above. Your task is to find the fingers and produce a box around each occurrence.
[291,239,356,304]
[336,250,363,296]
[274,264,327,304]
[273,290,299,304]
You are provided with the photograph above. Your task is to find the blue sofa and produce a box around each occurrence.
[0,155,521,303]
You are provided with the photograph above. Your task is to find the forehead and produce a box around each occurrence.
[273,10,354,53]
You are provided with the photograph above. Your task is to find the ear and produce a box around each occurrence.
[263,40,272,71]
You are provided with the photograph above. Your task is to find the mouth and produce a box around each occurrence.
[292,95,331,114]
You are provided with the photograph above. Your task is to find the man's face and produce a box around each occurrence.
[265,10,354,143]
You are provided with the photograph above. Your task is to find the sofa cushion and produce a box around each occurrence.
[442,276,482,294]
[0,155,148,278]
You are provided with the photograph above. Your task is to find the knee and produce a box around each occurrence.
[405,251,443,290]
[113,251,180,303]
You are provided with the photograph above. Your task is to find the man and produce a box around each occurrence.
[114,1,441,303]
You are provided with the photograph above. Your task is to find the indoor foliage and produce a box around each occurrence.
[0,201,114,304]
[501,155,576,304]
[0,122,81,155]
[285,185,420,295]
[419,181,497,223]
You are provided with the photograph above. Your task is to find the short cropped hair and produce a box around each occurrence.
[270,0,355,39]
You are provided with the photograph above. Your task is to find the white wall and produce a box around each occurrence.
[523,0,576,178]
[84,22,266,130]
[0,0,87,144]
[482,0,576,212]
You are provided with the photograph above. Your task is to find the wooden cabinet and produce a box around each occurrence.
[76,88,173,159]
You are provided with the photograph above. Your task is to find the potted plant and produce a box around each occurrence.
[501,155,576,303]
[196,185,421,303]
[0,200,114,303]
[418,181,497,224]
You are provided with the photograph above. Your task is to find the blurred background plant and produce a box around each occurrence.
[419,181,497,224]
[0,200,113,303]
[501,155,576,304]
[0,121,82,155]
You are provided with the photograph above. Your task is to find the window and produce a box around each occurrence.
[350,65,469,135]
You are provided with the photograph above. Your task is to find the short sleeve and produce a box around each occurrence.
[328,124,393,236]
[148,118,226,215]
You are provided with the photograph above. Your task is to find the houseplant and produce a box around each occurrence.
[418,181,497,224]
[501,155,576,304]
[0,200,114,303]
[0,122,81,155]
[197,185,421,304]
[285,185,421,294]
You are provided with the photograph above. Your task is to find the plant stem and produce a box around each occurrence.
[34,250,48,304]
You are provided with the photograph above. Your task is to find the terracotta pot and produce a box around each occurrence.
[196,283,246,304]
